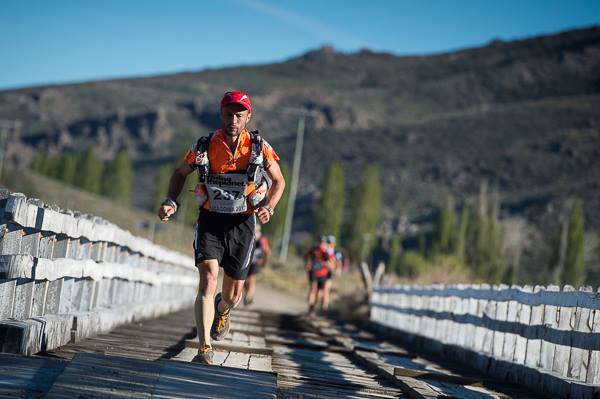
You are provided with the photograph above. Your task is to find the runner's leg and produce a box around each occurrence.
[195,259,219,349]
[322,279,332,311]
[219,274,245,313]
[244,273,257,304]
[308,281,318,308]
[316,287,324,310]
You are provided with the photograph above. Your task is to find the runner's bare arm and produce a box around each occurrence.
[157,162,194,221]
[256,161,285,224]
[265,161,285,210]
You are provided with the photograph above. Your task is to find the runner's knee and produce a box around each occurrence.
[197,260,219,294]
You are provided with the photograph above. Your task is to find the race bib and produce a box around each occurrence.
[205,174,248,213]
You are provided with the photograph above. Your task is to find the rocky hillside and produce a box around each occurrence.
[1,26,599,279]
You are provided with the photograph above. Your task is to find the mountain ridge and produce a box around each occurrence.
[1,25,599,280]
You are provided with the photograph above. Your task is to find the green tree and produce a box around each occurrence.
[388,233,403,275]
[76,148,104,194]
[464,182,506,282]
[560,200,585,286]
[314,161,345,240]
[432,201,455,255]
[59,152,80,185]
[44,155,62,179]
[346,165,381,264]
[30,151,46,172]
[455,203,470,262]
[103,150,133,204]
[263,162,290,251]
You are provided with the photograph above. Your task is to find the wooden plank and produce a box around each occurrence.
[171,347,198,362]
[155,360,276,399]
[0,353,67,397]
[514,285,533,365]
[185,339,273,356]
[492,285,509,359]
[0,279,16,319]
[394,366,483,386]
[569,286,593,381]
[46,352,163,398]
[213,349,229,365]
[525,285,544,368]
[248,354,272,372]
[222,351,250,369]
[352,350,440,398]
[552,285,575,377]
[46,351,277,399]
[587,290,600,384]
[540,285,560,372]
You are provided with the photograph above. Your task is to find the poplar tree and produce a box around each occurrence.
[103,150,133,204]
[560,200,585,286]
[455,203,470,262]
[76,148,104,194]
[346,165,381,264]
[432,201,455,255]
[388,233,403,275]
[314,161,345,240]
[31,151,46,172]
[59,152,79,185]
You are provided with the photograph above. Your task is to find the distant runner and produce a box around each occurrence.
[244,223,270,306]
[158,91,285,364]
[305,235,337,315]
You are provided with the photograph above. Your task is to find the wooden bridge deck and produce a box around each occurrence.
[0,306,542,398]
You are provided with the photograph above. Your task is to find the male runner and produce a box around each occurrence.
[305,236,336,315]
[243,223,270,306]
[157,91,285,364]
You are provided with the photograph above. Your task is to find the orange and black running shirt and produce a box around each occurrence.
[183,128,280,212]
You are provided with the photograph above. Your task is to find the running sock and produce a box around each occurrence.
[216,294,240,314]
[195,294,214,349]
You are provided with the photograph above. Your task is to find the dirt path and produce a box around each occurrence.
[244,282,307,314]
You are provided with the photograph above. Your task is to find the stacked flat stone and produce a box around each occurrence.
[0,190,197,356]
[371,284,600,399]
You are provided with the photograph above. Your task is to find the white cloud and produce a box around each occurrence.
[232,0,372,49]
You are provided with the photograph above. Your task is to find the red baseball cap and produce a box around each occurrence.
[220,91,252,110]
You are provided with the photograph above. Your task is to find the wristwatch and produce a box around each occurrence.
[263,205,274,216]
[162,197,179,213]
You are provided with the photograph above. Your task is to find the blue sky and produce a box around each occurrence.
[1,0,598,90]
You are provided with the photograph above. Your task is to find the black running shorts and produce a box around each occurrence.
[194,210,256,280]
[308,271,331,289]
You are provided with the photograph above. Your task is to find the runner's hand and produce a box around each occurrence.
[255,207,271,224]
[158,205,175,222]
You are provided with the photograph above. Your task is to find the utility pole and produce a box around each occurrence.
[277,108,318,263]
[279,115,305,262]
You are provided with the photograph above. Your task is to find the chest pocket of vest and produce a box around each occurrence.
[204,173,249,213]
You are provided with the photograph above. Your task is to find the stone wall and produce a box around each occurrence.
[371,284,600,399]
[0,189,197,355]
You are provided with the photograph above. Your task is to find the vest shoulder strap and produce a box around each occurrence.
[247,130,264,183]
[195,132,213,182]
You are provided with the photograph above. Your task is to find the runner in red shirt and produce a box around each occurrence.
[305,236,336,315]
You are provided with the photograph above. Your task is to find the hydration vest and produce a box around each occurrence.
[193,130,269,213]
[310,248,332,278]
